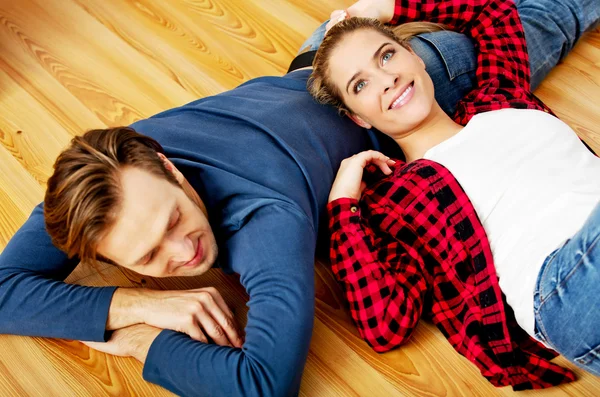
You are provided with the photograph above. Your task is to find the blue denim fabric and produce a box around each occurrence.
[515,0,600,89]
[298,21,328,53]
[298,0,600,114]
[533,202,600,376]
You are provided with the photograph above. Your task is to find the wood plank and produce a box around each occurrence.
[0,0,599,395]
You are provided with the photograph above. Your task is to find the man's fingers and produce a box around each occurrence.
[195,311,231,347]
[186,287,242,347]
[210,306,244,348]
[186,323,209,344]
[205,290,244,347]
[81,340,101,349]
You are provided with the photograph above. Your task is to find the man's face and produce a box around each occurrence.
[97,167,218,278]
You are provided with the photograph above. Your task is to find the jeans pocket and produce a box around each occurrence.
[574,344,600,376]
[416,31,476,80]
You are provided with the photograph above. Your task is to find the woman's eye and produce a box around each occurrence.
[382,51,394,64]
[354,80,366,93]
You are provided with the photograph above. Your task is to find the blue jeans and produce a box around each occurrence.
[534,202,600,376]
[297,0,600,116]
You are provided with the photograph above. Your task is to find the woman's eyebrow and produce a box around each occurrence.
[345,42,392,94]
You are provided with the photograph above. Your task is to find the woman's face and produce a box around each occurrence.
[328,29,436,138]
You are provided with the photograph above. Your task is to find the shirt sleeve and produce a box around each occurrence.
[390,0,550,123]
[327,197,428,352]
[0,203,116,341]
[143,204,316,397]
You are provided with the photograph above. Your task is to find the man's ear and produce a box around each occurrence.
[157,152,209,216]
[157,152,184,185]
[347,113,372,129]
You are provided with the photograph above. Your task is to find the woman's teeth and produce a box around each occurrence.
[390,84,413,109]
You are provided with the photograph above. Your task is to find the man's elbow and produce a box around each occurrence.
[236,353,303,397]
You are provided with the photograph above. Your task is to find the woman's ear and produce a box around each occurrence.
[157,152,184,185]
[347,113,372,129]
[412,50,426,69]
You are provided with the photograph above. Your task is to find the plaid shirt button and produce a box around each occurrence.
[350,206,358,213]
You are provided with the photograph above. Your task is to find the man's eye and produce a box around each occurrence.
[169,210,180,230]
[354,80,366,93]
[144,251,155,264]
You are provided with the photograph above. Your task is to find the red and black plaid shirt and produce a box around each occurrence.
[328,0,575,390]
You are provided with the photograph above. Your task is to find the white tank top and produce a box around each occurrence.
[423,108,600,337]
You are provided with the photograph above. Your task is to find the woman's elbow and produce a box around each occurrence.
[362,322,416,353]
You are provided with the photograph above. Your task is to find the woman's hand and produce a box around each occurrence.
[326,10,349,34]
[326,0,396,34]
[329,151,395,203]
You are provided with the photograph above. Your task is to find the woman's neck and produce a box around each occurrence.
[396,102,463,162]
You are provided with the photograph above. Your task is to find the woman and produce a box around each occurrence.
[309,0,600,390]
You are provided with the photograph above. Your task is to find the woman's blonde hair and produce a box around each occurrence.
[308,18,444,115]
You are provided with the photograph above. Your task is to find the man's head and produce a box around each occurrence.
[44,127,218,277]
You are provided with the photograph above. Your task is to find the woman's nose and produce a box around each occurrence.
[383,75,399,93]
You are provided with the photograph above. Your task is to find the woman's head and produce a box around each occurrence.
[309,18,441,138]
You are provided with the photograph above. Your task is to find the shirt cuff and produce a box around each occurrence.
[95,286,119,342]
[327,197,361,231]
[142,329,176,384]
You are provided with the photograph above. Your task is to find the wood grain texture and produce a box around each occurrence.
[0,0,599,395]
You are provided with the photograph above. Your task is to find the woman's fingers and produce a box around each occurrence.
[354,150,395,170]
[354,150,396,174]
[329,151,396,203]
[326,10,349,34]
[372,157,396,175]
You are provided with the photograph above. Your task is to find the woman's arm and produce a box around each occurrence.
[388,0,550,123]
[327,151,428,351]
[329,197,428,351]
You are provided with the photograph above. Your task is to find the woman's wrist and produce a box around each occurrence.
[347,0,396,24]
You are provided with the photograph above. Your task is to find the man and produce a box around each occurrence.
[0,0,595,395]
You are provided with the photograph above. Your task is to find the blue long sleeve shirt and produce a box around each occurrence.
[0,69,379,396]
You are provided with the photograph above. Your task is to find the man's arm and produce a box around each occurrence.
[0,203,242,346]
[0,203,116,341]
[125,204,316,397]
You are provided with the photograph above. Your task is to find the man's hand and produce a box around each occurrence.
[329,151,395,203]
[326,0,396,34]
[108,287,244,348]
[82,324,161,363]
[142,288,244,347]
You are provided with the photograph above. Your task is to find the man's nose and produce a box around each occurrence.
[164,235,195,266]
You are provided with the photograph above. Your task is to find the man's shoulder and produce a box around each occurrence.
[235,69,310,92]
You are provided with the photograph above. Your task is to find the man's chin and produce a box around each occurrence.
[175,261,212,277]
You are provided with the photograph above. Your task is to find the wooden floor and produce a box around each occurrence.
[0,0,599,395]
